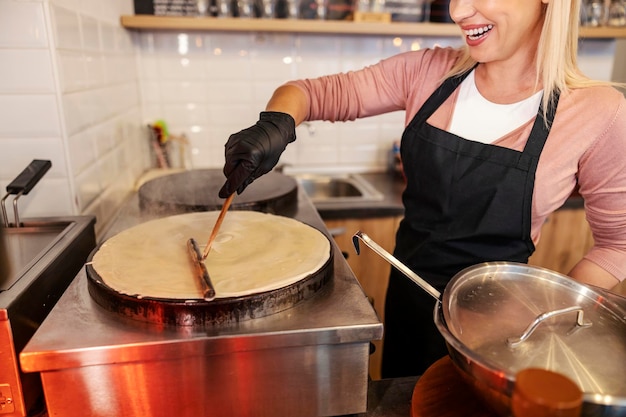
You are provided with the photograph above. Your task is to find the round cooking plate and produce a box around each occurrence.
[86,211,333,326]
[87,260,333,327]
[138,169,298,215]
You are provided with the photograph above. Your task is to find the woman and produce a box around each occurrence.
[219,0,626,377]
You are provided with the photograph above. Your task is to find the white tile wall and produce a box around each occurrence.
[135,30,620,174]
[0,0,622,240]
[0,1,48,48]
[133,31,470,172]
[0,0,143,239]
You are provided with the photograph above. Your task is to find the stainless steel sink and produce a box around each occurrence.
[291,173,384,203]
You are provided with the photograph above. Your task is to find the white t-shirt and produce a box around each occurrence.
[449,71,543,144]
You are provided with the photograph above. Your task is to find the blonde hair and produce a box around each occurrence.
[444,0,613,121]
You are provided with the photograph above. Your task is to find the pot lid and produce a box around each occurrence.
[440,262,626,400]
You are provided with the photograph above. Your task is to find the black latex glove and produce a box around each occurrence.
[219,111,296,198]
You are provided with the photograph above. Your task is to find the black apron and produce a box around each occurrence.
[381,69,559,378]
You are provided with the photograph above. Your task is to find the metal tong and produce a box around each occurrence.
[186,193,235,301]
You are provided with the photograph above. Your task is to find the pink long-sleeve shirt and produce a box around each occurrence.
[287,47,626,282]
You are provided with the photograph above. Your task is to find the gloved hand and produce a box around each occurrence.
[219,111,296,198]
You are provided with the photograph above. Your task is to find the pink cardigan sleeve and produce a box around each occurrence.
[575,91,626,280]
[286,47,461,125]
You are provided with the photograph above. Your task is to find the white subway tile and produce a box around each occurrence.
[93,122,116,156]
[0,137,66,181]
[297,142,339,166]
[159,80,207,103]
[9,178,74,217]
[114,26,135,53]
[208,33,255,55]
[62,91,93,134]
[206,80,253,104]
[339,36,383,56]
[97,0,131,25]
[207,103,257,126]
[297,121,339,143]
[280,142,298,165]
[250,56,294,81]
[138,55,160,79]
[104,53,137,84]
[97,150,118,189]
[184,128,220,169]
[67,129,97,177]
[50,4,82,50]
[49,0,79,13]
[109,83,140,115]
[137,32,156,54]
[81,195,106,236]
[294,49,341,79]
[74,162,103,211]
[57,49,88,92]
[0,95,61,137]
[295,35,341,54]
[158,54,208,80]
[252,80,284,104]
[99,22,117,52]
[249,33,294,54]
[0,49,55,93]
[163,102,210,126]
[80,14,101,51]
[207,55,253,80]
[339,142,382,166]
[140,80,162,103]
[153,32,207,55]
[141,103,165,124]
[84,52,106,88]
[0,2,48,48]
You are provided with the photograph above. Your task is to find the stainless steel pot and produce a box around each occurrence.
[352,231,626,417]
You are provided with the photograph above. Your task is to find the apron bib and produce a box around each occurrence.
[381,70,559,377]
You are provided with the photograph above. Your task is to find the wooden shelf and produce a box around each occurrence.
[121,15,626,38]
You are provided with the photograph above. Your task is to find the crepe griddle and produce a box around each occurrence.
[86,250,333,326]
[86,246,333,327]
[138,169,298,216]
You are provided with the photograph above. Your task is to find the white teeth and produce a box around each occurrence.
[464,24,493,39]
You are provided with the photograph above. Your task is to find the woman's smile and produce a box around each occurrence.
[464,24,494,40]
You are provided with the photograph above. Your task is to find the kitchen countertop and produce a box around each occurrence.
[309,171,584,220]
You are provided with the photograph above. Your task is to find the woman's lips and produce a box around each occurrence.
[462,24,493,46]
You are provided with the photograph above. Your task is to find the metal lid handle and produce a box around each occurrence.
[507,306,592,348]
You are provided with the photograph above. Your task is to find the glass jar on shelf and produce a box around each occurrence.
[607,0,626,26]
[581,0,608,26]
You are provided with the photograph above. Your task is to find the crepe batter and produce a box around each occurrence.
[91,211,331,299]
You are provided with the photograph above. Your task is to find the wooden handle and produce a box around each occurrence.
[202,193,235,260]
[187,238,216,301]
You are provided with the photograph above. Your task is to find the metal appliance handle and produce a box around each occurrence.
[2,159,51,227]
[352,230,441,301]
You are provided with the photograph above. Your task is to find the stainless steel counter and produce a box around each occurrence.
[19,190,383,417]
[1,215,96,417]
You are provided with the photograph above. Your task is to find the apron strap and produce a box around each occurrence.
[408,67,475,130]
[518,91,560,169]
